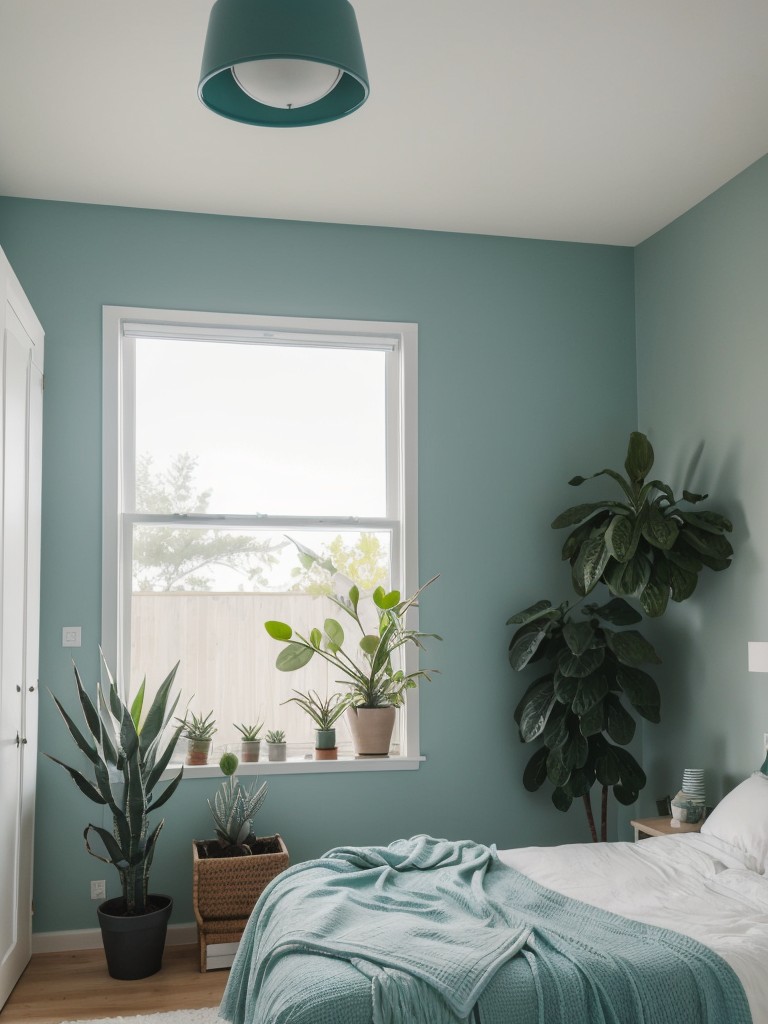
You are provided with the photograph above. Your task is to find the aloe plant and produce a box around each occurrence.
[208,753,267,850]
[265,729,285,744]
[234,722,263,741]
[46,656,184,914]
[281,690,349,730]
[265,576,441,708]
[177,709,216,740]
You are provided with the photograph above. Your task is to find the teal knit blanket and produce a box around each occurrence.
[220,835,751,1024]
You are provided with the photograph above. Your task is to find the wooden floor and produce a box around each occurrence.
[1,945,228,1023]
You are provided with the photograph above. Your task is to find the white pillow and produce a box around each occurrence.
[701,772,768,873]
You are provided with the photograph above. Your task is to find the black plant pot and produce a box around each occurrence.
[97,894,173,980]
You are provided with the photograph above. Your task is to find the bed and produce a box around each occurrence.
[220,772,768,1024]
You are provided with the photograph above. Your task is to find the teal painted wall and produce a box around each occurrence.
[635,153,768,810]
[0,197,636,932]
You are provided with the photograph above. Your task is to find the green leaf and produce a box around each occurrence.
[572,675,609,715]
[554,672,579,704]
[506,599,553,627]
[604,515,638,563]
[562,728,588,770]
[563,768,591,798]
[309,627,322,648]
[595,746,621,786]
[624,432,654,483]
[551,787,573,812]
[678,525,734,560]
[45,754,107,804]
[605,694,636,745]
[665,548,702,574]
[569,468,635,503]
[552,501,629,530]
[578,700,605,736]
[324,619,345,651]
[615,552,651,598]
[641,507,679,550]
[677,509,733,534]
[130,680,145,731]
[275,643,315,671]
[508,619,552,671]
[639,577,669,617]
[682,489,707,504]
[562,621,595,656]
[359,634,379,655]
[558,646,605,679]
[373,587,400,610]
[546,745,570,787]
[614,746,647,791]
[349,584,360,611]
[522,747,549,792]
[604,629,662,666]
[265,620,292,641]
[634,703,661,724]
[542,704,569,749]
[648,479,675,503]
[518,679,556,742]
[514,674,553,726]
[571,534,610,596]
[616,666,660,710]
[587,598,642,626]
[613,784,639,806]
[668,562,698,602]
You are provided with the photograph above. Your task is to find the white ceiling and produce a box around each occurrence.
[1,1,767,246]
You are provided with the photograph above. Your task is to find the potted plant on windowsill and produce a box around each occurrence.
[178,710,216,765]
[282,690,348,760]
[265,576,441,757]
[193,753,289,971]
[265,729,287,761]
[46,657,184,980]
[234,721,263,762]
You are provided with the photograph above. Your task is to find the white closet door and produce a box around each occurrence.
[0,257,44,1010]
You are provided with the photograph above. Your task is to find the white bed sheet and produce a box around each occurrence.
[499,834,768,1023]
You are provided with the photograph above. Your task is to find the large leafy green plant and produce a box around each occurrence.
[556,432,733,615]
[265,577,440,708]
[508,433,732,840]
[509,596,659,840]
[46,657,184,914]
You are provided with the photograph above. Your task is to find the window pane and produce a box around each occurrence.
[128,525,397,752]
[133,338,387,517]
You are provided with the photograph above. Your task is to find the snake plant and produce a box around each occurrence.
[46,656,184,914]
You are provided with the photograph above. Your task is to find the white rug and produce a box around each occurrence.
[59,1009,221,1024]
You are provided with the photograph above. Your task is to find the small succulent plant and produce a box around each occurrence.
[282,690,348,730]
[234,722,263,741]
[209,753,267,850]
[265,729,285,744]
[177,709,217,741]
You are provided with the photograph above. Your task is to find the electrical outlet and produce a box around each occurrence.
[90,880,106,901]
[62,626,82,647]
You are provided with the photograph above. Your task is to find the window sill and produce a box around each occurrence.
[160,755,426,780]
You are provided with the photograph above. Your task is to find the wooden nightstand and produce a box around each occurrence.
[630,816,703,841]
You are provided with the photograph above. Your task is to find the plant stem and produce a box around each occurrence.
[601,784,608,842]
[582,792,598,843]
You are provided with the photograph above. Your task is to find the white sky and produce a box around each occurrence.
[134,337,387,517]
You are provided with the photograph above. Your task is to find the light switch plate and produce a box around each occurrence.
[62,626,81,647]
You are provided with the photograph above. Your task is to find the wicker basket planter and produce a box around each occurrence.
[192,833,289,971]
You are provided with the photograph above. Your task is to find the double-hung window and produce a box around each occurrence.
[102,307,419,767]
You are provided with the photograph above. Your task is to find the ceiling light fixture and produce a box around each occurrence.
[199,0,369,128]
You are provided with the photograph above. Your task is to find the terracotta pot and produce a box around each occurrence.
[186,738,212,766]
[314,747,338,760]
[240,739,261,763]
[346,706,396,757]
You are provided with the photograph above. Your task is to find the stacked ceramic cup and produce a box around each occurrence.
[670,768,706,826]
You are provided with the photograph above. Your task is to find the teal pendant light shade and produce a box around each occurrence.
[199,0,369,127]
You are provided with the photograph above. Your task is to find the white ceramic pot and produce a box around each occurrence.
[346,706,396,757]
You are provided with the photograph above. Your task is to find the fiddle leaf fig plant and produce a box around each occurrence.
[555,431,733,616]
[508,432,733,842]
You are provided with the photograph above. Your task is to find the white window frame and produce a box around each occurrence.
[102,305,422,772]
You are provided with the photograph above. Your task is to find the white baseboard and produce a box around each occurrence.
[32,922,198,954]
